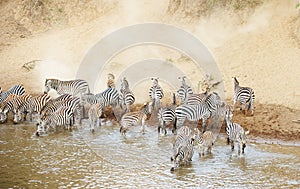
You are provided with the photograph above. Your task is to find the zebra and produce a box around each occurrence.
[119,77,135,113]
[0,84,25,102]
[44,78,90,118]
[232,77,255,115]
[44,79,90,96]
[176,76,193,105]
[0,94,18,123]
[225,106,250,154]
[36,106,74,136]
[185,92,207,106]
[120,102,153,136]
[39,96,81,125]
[157,93,177,135]
[26,93,52,122]
[95,87,119,119]
[170,126,194,171]
[149,78,164,111]
[11,94,32,123]
[175,102,211,133]
[192,128,214,157]
[88,103,104,132]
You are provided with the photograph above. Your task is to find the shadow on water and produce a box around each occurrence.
[0,120,299,188]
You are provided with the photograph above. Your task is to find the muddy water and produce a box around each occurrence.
[0,121,299,188]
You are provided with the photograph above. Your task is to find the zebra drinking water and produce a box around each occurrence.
[170,126,194,171]
[36,106,74,136]
[232,77,255,115]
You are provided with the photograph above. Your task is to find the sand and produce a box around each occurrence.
[0,0,299,142]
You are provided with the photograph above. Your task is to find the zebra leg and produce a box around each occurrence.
[227,137,230,145]
[126,104,130,113]
[172,117,177,135]
[242,143,246,154]
[231,140,234,151]
[202,118,207,133]
[141,118,145,133]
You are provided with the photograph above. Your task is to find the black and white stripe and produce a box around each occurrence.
[175,103,211,133]
[88,103,103,132]
[26,93,52,121]
[157,93,177,135]
[0,85,25,102]
[119,77,135,113]
[225,107,249,154]
[44,79,90,96]
[232,77,255,115]
[36,106,74,136]
[11,94,32,123]
[149,78,164,111]
[120,102,153,136]
[0,94,17,123]
[170,126,194,171]
[176,76,193,105]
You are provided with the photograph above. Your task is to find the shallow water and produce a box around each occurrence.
[0,121,299,188]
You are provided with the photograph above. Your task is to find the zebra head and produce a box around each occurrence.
[44,79,52,93]
[0,112,7,123]
[13,110,22,124]
[151,77,159,86]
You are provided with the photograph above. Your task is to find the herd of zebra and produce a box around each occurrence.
[0,74,255,171]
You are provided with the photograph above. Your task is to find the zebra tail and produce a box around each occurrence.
[172,117,177,134]
[247,90,254,111]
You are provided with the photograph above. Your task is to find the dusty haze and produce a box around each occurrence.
[0,0,299,110]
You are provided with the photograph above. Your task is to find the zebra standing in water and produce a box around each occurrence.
[39,96,81,126]
[120,102,153,136]
[12,94,32,123]
[176,76,193,105]
[0,84,25,102]
[44,78,90,118]
[170,126,194,171]
[232,77,255,115]
[149,78,164,111]
[88,103,104,133]
[225,106,249,154]
[0,94,18,123]
[192,128,214,157]
[119,77,135,113]
[157,93,177,135]
[36,106,74,136]
[95,87,119,119]
[26,93,51,121]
